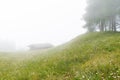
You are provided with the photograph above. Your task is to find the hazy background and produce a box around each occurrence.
[0,0,87,51]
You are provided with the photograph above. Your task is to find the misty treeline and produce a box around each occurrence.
[83,0,120,32]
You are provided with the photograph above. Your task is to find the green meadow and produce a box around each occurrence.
[0,32,120,80]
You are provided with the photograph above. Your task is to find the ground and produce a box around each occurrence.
[0,32,120,80]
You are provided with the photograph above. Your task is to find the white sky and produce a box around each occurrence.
[0,0,87,50]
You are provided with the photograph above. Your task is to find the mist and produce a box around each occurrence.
[0,0,87,51]
[84,0,120,32]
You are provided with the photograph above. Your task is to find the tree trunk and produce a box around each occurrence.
[99,20,104,32]
[111,16,116,31]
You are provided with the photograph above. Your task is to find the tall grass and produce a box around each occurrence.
[0,32,120,80]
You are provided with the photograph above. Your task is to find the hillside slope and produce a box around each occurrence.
[0,32,120,80]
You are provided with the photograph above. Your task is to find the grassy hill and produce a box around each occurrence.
[0,32,120,80]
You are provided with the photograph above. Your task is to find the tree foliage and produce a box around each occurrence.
[84,0,120,32]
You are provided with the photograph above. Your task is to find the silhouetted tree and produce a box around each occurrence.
[84,0,120,32]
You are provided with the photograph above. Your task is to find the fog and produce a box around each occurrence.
[0,0,87,51]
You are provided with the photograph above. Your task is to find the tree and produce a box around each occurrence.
[83,0,120,32]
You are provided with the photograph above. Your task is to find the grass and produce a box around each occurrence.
[0,32,120,80]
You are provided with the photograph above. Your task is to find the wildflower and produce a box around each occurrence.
[113,76,117,79]
[116,70,119,73]
[82,75,85,78]
[110,73,113,75]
